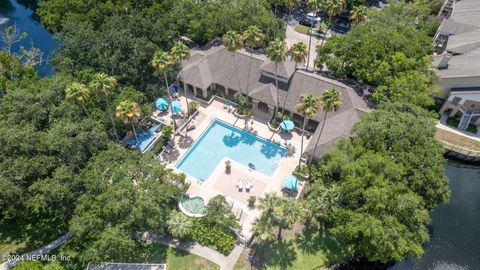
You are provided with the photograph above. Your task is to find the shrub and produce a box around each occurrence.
[190,219,236,254]
[446,117,459,128]
[247,196,256,209]
[466,124,478,134]
[188,101,198,113]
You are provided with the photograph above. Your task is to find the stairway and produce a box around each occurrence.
[458,111,472,131]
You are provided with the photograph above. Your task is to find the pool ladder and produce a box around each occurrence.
[270,159,280,170]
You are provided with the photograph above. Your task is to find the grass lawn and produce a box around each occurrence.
[235,228,347,270]
[52,242,219,270]
[436,128,480,152]
[233,251,250,270]
[294,25,310,35]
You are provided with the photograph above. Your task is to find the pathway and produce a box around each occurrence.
[0,232,74,270]
[138,232,244,270]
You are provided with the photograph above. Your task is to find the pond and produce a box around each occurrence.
[392,161,480,270]
[0,0,58,76]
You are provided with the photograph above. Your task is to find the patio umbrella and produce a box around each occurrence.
[155,98,169,110]
[171,100,182,114]
[283,175,299,190]
[280,120,294,131]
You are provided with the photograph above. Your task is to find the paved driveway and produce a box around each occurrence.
[285,24,324,70]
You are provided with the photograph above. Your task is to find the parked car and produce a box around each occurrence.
[299,12,321,26]
[331,19,351,34]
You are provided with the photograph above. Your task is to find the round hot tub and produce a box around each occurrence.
[178,195,206,217]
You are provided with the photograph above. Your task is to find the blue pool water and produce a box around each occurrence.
[124,124,161,152]
[176,119,288,181]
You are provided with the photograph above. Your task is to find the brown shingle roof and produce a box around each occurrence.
[180,46,371,156]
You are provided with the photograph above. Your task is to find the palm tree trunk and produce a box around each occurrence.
[317,17,336,71]
[280,62,297,114]
[306,14,316,70]
[277,226,282,240]
[246,51,253,97]
[308,112,328,164]
[164,72,170,95]
[299,117,307,166]
[81,104,89,117]
[232,52,242,96]
[105,96,119,142]
[180,66,190,117]
[131,122,138,144]
[274,62,279,118]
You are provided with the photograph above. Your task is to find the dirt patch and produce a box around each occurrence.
[435,128,480,152]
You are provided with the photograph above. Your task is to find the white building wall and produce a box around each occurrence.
[438,76,480,99]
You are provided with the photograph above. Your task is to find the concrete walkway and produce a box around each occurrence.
[0,232,74,270]
[138,232,244,270]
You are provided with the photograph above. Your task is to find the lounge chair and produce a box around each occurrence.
[245,181,253,192]
[236,179,244,192]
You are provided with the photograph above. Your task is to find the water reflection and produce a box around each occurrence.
[0,0,58,77]
[391,162,480,270]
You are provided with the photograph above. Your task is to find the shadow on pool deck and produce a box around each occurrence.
[212,165,267,207]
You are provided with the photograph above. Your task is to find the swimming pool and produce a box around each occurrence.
[176,119,288,181]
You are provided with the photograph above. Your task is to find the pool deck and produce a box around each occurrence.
[159,95,307,239]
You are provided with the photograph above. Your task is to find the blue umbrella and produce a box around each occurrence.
[155,98,169,110]
[171,100,182,114]
[280,120,294,131]
[283,175,299,190]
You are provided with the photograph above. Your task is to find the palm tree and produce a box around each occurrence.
[284,0,300,22]
[151,50,174,95]
[306,0,323,69]
[339,6,369,72]
[266,38,288,117]
[271,0,283,16]
[316,0,346,70]
[65,82,91,116]
[171,41,191,115]
[296,93,320,166]
[90,73,120,142]
[243,26,265,97]
[223,30,244,95]
[289,42,308,71]
[279,42,307,113]
[274,198,302,239]
[167,210,193,239]
[115,100,141,143]
[252,213,275,242]
[308,88,342,164]
[258,193,279,216]
[349,5,368,24]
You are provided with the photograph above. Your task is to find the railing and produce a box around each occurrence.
[459,106,480,116]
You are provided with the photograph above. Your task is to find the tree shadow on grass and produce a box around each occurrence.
[137,242,168,263]
[253,238,297,269]
[295,227,349,264]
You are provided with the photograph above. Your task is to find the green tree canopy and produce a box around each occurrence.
[315,1,439,107]
[70,144,187,262]
[305,102,450,263]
